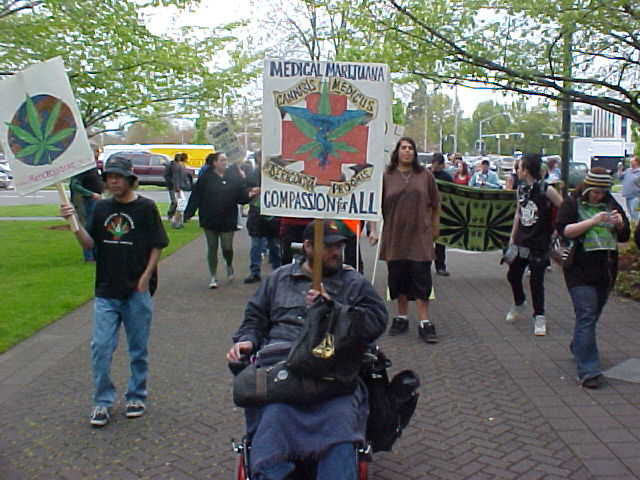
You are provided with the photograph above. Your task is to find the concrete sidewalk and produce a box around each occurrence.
[1,232,639,479]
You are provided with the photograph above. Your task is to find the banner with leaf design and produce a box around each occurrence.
[0,57,94,195]
[261,59,390,220]
[436,180,517,251]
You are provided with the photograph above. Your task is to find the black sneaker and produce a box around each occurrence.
[388,317,409,336]
[125,400,146,418]
[436,269,450,276]
[90,406,110,427]
[418,320,439,343]
[244,274,261,284]
[579,375,602,389]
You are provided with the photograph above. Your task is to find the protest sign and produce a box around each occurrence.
[436,180,517,251]
[0,57,94,199]
[261,58,390,221]
[205,119,244,163]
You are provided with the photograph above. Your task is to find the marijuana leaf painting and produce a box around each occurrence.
[6,94,77,166]
[106,215,131,239]
[280,80,372,186]
[282,81,368,168]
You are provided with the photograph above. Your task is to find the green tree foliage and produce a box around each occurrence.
[349,0,640,124]
[0,0,257,135]
[0,0,42,19]
[466,100,561,154]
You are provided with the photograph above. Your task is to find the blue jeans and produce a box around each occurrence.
[250,236,281,276]
[625,196,639,222]
[82,197,97,261]
[167,189,177,218]
[255,442,358,480]
[569,285,609,381]
[92,291,153,407]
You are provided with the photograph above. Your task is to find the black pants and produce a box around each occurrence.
[343,236,363,273]
[281,224,306,265]
[507,249,548,316]
[434,243,446,271]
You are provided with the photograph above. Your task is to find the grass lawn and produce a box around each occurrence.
[0,216,201,353]
[0,202,170,217]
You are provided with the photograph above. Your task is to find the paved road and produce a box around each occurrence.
[1,230,639,479]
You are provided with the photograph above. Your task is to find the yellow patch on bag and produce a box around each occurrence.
[312,333,335,359]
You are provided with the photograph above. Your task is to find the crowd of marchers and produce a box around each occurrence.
[60,137,639,479]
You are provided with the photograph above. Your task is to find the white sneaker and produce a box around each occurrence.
[227,265,235,280]
[208,278,219,289]
[505,302,527,322]
[534,315,547,336]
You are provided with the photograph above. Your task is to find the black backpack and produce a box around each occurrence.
[362,347,420,452]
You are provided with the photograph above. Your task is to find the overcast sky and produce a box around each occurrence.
[140,1,507,119]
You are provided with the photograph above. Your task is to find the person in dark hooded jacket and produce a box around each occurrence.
[184,152,254,288]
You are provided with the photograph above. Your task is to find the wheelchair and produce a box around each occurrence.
[232,435,371,480]
[229,345,419,479]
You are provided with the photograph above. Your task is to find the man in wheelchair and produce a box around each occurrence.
[227,219,388,480]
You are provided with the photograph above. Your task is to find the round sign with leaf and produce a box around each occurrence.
[6,94,77,166]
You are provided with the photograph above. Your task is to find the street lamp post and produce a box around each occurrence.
[478,112,509,154]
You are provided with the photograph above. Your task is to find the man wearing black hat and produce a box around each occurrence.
[61,156,169,427]
[227,219,387,479]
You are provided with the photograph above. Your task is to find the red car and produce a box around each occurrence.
[98,151,196,187]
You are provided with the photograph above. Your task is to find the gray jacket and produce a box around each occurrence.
[233,260,388,351]
[619,167,640,198]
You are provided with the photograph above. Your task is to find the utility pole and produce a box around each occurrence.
[423,81,429,151]
[453,86,459,154]
[560,26,574,198]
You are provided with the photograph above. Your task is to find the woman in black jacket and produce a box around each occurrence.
[556,168,631,389]
[184,152,254,288]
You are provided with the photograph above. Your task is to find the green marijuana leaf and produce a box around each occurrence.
[282,81,369,167]
[6,95,76,166]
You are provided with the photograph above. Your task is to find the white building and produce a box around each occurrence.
[571,105,634,167]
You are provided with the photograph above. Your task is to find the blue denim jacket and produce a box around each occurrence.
[233,259,388,352]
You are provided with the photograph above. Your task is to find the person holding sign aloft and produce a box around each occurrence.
[60,157,169,427]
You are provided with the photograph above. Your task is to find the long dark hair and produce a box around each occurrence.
[520,153,543,180]
[205,151,224,166]
[387,137,423,173]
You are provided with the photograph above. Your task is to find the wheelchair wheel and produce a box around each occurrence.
[234,439,369,479]
[358,458,368,480]
[235,455,247,480]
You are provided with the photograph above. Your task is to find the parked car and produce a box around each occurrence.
[417,152,434,166]
[568,161,588,188]
[0,170,9,189]
[492,155,517,174]
[0,156,13,189]
[100,151,196,187]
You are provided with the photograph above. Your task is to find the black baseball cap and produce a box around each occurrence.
[103,156,138,179]
[303,219,349,244]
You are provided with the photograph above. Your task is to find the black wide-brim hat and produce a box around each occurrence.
[102,156,138,179]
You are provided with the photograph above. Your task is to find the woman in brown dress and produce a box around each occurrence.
[369,137,441,343]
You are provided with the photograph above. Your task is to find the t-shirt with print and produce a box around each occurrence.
[88,195,169,299]
[514,180,553,250]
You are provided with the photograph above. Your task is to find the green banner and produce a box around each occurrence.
[436,180,516,251]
